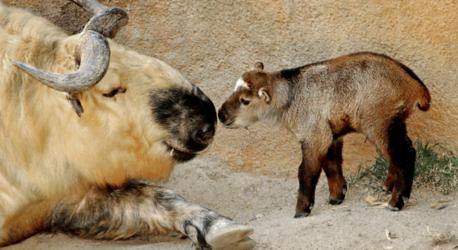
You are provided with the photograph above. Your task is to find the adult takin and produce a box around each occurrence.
[218,52,431,218]
[0,0,254,249]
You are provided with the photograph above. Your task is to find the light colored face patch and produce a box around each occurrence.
[234,78,249,91]
[312,64,328,73]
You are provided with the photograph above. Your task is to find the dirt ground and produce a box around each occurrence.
[6,155,457,250]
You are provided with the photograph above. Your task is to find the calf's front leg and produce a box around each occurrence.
[295,132,332,218]
[3,180,254,249]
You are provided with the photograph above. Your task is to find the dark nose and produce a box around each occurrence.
[218,109,227,123]
[193,124,215,144]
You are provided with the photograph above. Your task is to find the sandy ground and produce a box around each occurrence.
[6,157,458,250]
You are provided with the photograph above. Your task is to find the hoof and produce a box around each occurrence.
[386,204,400,211]
[329,198,344,205]
[205,220,254,249]
[216,237,256,250]
[387,195,406,211]
[294,201,313,218]
[294,211,310,218]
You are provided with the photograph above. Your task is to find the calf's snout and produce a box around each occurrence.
[217,109,228,124]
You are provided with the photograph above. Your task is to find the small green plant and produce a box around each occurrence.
[350,142,458,194]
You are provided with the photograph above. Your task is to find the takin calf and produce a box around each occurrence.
[0,0,253,249]
[218,52,431,217]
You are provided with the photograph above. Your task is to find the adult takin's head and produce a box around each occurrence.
[11,0,217,170]
[218,62,288,128]
[1,2,254,248]
[150,84,217,162]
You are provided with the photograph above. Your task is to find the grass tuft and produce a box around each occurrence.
[350,142,458,194]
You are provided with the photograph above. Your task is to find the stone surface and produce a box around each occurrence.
[4,0,458,176]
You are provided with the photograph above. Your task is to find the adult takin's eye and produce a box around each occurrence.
[240,98,250,106]
[102,87,127,98]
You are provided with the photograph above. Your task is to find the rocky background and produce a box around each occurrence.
[4,0,458,177]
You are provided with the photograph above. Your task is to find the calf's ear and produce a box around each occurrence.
[254,62,264,71]
[258,87,271,103]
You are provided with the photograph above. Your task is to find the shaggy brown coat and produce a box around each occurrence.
[218,52,431,217]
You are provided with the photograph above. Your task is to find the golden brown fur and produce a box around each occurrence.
[218,52,431,216]
[0,3,174,212]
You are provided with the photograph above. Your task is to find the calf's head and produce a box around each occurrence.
[218,62,275,128]
[13,0,216,164]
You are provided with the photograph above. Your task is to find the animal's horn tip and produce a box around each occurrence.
[12,61,34,72]
[12,61,23,67]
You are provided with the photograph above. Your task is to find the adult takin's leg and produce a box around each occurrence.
[295,128,333,218]
[2,180,254,249]
[1,199,52,246]
[385,115,416,210]
[322,138,347,205]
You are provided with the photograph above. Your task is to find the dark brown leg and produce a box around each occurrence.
[322,138,347,205]
[295,155,322,218]
[366,113,416,211]
[383,164,396,193]
[295,130,332,218]
[386,116,416,210]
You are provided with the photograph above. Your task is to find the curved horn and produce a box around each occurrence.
[13,0,128,94]
[71,0,128,38]
[72,0,112,14]
[14,30,109,93]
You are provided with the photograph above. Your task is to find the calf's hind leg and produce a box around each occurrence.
[43,180,254,249]
[385,115,416,210]
[383,163,396,193]
[322,138,347,205]
[367,114,416,211]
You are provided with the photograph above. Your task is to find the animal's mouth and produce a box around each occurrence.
[222,120,236,128]
[222,121,246,130]
[164,141,198,162]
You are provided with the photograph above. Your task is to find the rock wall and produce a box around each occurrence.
[4,0,457,177]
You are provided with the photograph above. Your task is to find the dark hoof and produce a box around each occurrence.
[294,211,310,218]
[329,198,344,205]
[386,204,400,211]
[294,207,311,218]
[295,195,313,218]
[387,196,406,211]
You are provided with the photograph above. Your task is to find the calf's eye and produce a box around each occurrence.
[240,98,250,106]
